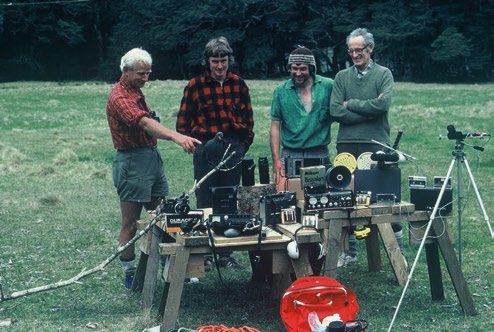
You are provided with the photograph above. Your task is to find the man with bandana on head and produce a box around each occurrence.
[269,46,333,275]
[270,46,334,193]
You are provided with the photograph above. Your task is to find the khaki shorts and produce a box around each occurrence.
[112,146,169,202]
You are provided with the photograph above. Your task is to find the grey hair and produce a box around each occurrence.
[346,28,375,47]
[202,36,235,67]
[120,48,152,72]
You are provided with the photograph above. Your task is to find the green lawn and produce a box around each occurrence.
[0,80,493,331]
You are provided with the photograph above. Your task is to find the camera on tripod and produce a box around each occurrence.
[446,124,490,140]
[164,193,190,215]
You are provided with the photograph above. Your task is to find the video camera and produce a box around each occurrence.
[164,193,190,215]
[447,124,491,140]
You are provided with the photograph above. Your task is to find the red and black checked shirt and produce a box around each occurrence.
[106,77,156,150]
[176,70,254,150]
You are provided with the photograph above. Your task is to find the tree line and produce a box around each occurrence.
[0,0,492,83]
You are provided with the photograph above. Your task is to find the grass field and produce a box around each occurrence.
[0,80,493,331]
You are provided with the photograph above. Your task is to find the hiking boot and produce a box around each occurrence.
[184,277,200,284]
[337,253,357,267]
[123,273,134,290]
[204,257,215,272]
[219,256,245,269]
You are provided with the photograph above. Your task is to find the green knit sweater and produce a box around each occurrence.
[330,63,394,145]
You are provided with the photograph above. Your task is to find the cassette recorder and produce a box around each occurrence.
[259,191,297,228]
[209,214,260,235]
[304,186,354,211]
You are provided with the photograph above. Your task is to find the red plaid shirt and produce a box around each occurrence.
[176,70,254,149]
[106,77,156,150]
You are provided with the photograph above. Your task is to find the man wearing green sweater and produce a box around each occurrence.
[330,28,404,267]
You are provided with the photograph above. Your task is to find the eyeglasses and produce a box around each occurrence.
[347,44,369,55]
[133,70,152,77]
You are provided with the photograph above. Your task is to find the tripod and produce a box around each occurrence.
[388,134,492,332]
[449,139,494,264]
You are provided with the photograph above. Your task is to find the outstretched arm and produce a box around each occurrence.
[138,117,201,154]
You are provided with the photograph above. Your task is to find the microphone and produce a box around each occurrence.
[392,130,403,150]
[370,152,400,162]
[465,132,491,138]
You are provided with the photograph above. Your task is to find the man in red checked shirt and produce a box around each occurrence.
[176,37,255,270]
[107,48,200,289]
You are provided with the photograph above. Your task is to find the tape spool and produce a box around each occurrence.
[325,165,352,189]
[333,152,357,173]
[356,152,377,170]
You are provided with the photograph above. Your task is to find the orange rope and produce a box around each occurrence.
[196,325,261,332]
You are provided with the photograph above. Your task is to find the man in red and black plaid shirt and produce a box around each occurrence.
[176,37,255,270]
[107,48,200,289]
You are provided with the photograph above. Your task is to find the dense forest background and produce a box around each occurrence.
[0,0,493,83]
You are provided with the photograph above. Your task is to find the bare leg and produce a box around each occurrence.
[119,201,144,260]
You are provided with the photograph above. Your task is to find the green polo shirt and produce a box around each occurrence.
[271,75,333,149]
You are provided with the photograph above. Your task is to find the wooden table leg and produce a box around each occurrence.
[269,247,313,300]
[270,272,293,300]
[133,226,153,293]
[141,225,161,309]
[323,219,343,278]
[431,218,476,315]
[425,242,444,300]
[160,246,191,331]
[366,224,382,272]
[290,247,312,277]
[377,223,408,286]
[132,252,148,293]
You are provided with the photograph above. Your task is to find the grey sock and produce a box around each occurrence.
[394,230,404,254]
[120,258,136,276]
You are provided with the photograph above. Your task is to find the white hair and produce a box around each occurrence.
[120,48,152,72]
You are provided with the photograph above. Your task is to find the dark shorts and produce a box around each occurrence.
[112,146,169,202]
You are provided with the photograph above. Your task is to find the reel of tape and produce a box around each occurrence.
[333,152,357,173]
[325,165,352,189]
[356,152,376,170]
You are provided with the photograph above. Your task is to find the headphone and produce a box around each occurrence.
[287,238,300,259]
[287,226,325,260]
[287,226,303,259]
